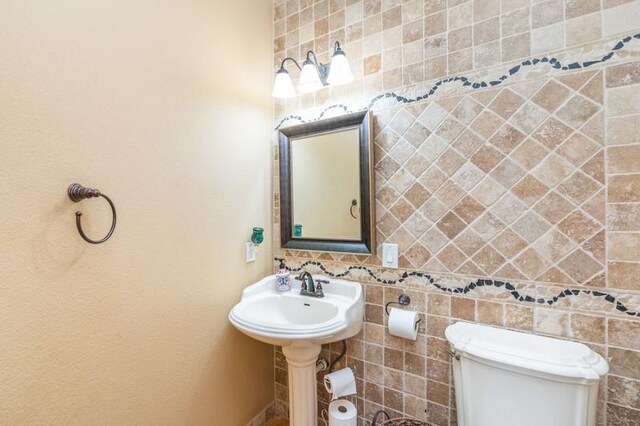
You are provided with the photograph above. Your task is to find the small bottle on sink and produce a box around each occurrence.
[275,268,291,292]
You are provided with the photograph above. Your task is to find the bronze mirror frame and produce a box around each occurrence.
[278,110,375,254]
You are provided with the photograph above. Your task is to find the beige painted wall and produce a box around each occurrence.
[0,1,273,424]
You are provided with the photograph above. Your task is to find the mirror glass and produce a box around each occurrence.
[290,128,361,240]
[278,111,374,254]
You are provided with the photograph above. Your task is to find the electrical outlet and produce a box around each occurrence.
[382,243,398,269]
[245,242,256,263]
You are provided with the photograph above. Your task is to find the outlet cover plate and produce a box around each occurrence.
[382,243,398,269]
[246,242,256,263]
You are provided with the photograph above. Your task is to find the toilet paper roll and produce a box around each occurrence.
[388,307,419,341]
[328,399,357,426]
[324,367,356,400]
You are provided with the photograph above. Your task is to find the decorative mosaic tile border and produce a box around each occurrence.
[275,258,640,317]
[274,33,640,130]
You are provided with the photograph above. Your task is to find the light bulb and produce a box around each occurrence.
[298,60,324,94]
[327,50,353,85]
[272,68,296,99]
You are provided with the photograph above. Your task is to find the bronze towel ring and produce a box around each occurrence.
[67,183,117,244]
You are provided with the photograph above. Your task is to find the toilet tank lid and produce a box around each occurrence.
[445,322,609,381]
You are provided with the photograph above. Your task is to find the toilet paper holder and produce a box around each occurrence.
[385,293,411,315]
[385,294,422,327]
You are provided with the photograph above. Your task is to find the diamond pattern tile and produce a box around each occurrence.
[488,88,526,119]
[368,73,604,283]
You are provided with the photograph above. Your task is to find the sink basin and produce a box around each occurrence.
[228,274,364,425]
[229,274,363,346]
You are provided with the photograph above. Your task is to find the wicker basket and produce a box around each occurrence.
[382,419,433,426]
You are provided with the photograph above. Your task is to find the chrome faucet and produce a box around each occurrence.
[296,272,329,298]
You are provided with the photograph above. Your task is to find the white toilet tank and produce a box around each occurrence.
[445,322,608,426]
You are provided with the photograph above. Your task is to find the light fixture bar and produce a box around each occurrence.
[272,41,353,98]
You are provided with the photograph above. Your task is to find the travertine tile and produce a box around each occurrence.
[532,117,573,149]
[566,13,602,46]
[532,154,573,187]
[570,313,605,343]
[559,211,601,244]
[532,80,572,112]
[382,5,401,29]
[556,133,600,167]
[424,0,446,15]
[501,32,530,61]
[504,304,534,331]
[473,246,507,275]
[608,376,640,410]
[448,2,472,30]
[531,0,563,28]
[474,40,501,68]
[610,347,640,380]
[607,115,640,146]
[514,248,552,279]
[473,0,500,22]
[534,307,569,337]
[427,379,450,406]
[473,17,500,46]
[424,11,446,36]
[565,0,600,20]
[502,7,530,37]
[512,211,551,243]
[489,89,526,120]
[558,171,601,204]
[511,175,549,206]
[603,0,640,36]
[533,229,576,262]
[609,233,640,261]
[607,85,640,116]
[608,175,640,203]
[449,26,473,52]
[556,95,599,129]
[608,145,640,174]
[609,318,640,351]
[469,145,504,173]
[533,191,574,223]
[364,54,382,74]
[608,204,640,232]
[608,262,640,290]
[273,7,640,421]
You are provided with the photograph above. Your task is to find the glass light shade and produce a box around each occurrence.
[298,61,324,93]
[272,69,296,98]
[327,52,353,85]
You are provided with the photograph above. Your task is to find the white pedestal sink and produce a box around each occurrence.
[228,275,364,426]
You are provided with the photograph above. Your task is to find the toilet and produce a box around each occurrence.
[445,322,609,426]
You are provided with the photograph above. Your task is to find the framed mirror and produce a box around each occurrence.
[278,110,375,254]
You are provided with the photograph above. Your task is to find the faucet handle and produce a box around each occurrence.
[315,279,329,294]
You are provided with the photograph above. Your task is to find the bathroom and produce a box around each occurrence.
[2,0,640,425]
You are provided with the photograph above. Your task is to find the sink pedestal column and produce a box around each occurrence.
[282,344,322,426]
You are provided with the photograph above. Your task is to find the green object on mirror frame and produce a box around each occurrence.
[293,224,302,237]
[251,227,264,244]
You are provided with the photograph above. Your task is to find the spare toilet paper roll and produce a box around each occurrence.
[328,399,357,426]
[324,367,356,400]
[388,307,419,341]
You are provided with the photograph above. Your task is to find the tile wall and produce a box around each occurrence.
[271,0,640,424]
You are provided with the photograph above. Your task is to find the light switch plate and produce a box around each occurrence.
[246,242,256,263]
[382,243,398,269]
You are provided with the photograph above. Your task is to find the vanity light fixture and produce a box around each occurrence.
[272,41,353,99]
